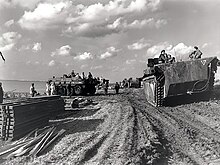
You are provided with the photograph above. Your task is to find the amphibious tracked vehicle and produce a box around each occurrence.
[143,57,219,106]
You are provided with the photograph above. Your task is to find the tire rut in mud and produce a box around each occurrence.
[126,89,220,164]
[125,90,204,164]
[132,106,173,165]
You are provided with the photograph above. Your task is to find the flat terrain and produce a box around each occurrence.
[3,88,220,165]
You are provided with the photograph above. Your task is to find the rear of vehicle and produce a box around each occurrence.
[49,77,98,96]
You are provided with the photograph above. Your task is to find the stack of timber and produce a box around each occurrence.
[30,95,65,117]
[0,96,65,140]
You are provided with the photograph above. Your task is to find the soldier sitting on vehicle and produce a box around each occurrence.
[88,72,93,79]
[189,46,203,59]
[75,73,82,80]
[71,70,76,77]
[63,74,68,78]
[158,50,167,63]
[166,54,176,64]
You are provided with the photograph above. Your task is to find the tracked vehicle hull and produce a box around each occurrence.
[143,57,218,107]
[49,77,99,96]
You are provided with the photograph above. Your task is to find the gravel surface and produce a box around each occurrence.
[2,88,220,165]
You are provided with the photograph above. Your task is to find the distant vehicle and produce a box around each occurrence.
[129,78,142,88]
[49,76,100,96]
[142,57,219,107]
[121,78,142,88]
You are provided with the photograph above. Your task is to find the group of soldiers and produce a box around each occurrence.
[158,46,202,64]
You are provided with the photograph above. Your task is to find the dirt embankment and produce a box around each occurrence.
[3,89,220,165]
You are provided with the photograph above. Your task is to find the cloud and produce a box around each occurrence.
[146,42,171,57]
[63,0,162,37]
[13,0,42,9]
[91,65,103,70]
[18,1,72,30]
[80,64,89,69]
[126,18,167,29]
[74,52,93,60]
[0,32,22,51]
[99,46,119,59]
[4,19,15,27]
[18,45,31,51]
[16,0,163,37]
[112,66,120,72]
[19,42,41,52]
[26,60,40,65]
[64,22,120,38]
[0,0,42,9]
[172,43,193,56]
[51,45,74,57]
[146,42,194,61]
[201,42,212,49]
[65,17,167,38]
[1,32,22,43]
[32,42,42,52]
[0,0,11,9]
[51,46,93,60]
[126,59,136,64]
[48,60,56,67]
[128,38,150,50]
[72,0,159,23]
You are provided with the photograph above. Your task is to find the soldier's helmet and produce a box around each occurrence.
[194,46,198,49]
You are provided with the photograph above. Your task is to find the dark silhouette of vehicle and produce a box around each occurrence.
[48,76,100,96]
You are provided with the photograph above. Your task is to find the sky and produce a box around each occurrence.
[0,0,220,82]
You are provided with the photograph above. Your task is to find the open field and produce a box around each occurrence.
[2,88,220,165]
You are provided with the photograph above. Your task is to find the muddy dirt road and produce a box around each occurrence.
[4,89,220,165]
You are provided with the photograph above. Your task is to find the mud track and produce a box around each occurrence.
[4,89,220,165]
[127,89,220,165]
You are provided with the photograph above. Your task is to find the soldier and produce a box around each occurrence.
[46,81,51,96]
[103,80,109,95]
[189,46,203,59]
[75,73,82,79]
[88,72,93,79]
[50,82,56,95]
[71,70,76,77]
[166,54,176,63]
[114,82,120,94]
[0,82,4,103]
[158,50,167,63]
[30,83,37,97]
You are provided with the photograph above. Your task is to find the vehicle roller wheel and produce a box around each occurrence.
[155,82,164,107]
[209,71,215,91]
[74,85,82,95]
[89,86,96,95]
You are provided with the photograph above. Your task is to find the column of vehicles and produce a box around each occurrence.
[48,70,100,96]
[48,47,220,107]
